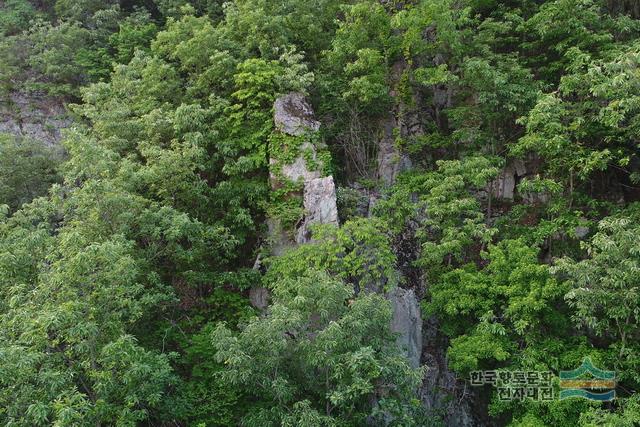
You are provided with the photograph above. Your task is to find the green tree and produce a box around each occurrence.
[375,156,500,280]
[429,239,568,373]
[109,12,158,65]
[0,209,178,425]
[556,214,640,385]
[0,0,40,36]
[0,134,62,212]
[213,270,422,426]
[514,43,640,200]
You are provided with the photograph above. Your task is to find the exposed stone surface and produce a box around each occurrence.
[271,148,322,184]
[297,176,339,244]
[273,92,320,137]
[492,159,527,200]
[367,194,379,217]
[249,286,270,311]
[377,119,412,186]
[522,191,551,205]
[249,255,270,311]
[268,92,481,426]
[421,315,480,427]
[377,60,414,186]
[389,216,481,425]
[0,92,69,146]
[267,218,297,257]
[270,92,324,186]
[388,287,422,369]
[574,225,590,239]
[262,93,340,309]
[371,53,484,425]
[268,92,338,251]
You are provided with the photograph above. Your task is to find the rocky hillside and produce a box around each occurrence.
[1,1,640,426]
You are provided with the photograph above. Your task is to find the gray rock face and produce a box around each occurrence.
[273,92,320,137]
[249,286,270,311]
[297,176,339,244]
[491,159,527,200]
[267,219,297,257]
[494,169,516,200]
[420,314,480,427]
[269,93,338,249]
[388,287,422,369]
[377,119,412,186]
[270,92,324,185]
[574,225,590,239]
[377,60,414,186]
[262,93,340,307]
[522,191,550,205]
[272,148,322,184]
[0,92,69,145]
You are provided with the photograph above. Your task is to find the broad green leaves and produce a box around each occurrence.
[429,239,566,373]
[557,214,640,384]
[2,0,640,425]
[213,270,422,426]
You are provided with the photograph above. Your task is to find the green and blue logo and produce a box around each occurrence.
[559,357,616,401]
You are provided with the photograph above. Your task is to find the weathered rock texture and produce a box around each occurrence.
[0,92,69,145]
[274,92,321,136]
[574,225,590,239]
[393,217,481,426]
[388,287,422,369]
[491,159,527,200]
[271,93,324,185]
[249,286,270,311]
[376,118,412,186]
[296,176,339,244]
[374,46,483,425]
[606,0,640,18]
[276,153,322,184]
[376,60,415,186]
[254,93,339,308]
[269,92,338,243]
[421,314,479,427]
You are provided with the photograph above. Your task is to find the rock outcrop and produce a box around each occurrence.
[253,93,339,308]
[377,117,412,186]
[376,60,415,186]
[392,218,480,426]
[574,224,590,239]
[271,93,323,185]
[296,176,339,244]
[0,92,69,145]
[273,92,321,136]
[388,287,422,369]
[266,92,481,427]
[491,159,527,200]
[421,314,479,427]
[373,48,483,425]
[269,92,338,247]
[249,286,270,311]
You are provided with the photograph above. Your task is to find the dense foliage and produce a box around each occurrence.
[1,0,640,425]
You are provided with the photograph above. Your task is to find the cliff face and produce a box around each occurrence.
[370,47,484,425]
[0,92,69,146]
[265,80,482,424]
[0,63,484,427]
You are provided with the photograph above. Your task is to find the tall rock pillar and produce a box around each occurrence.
[268,92,338,251]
